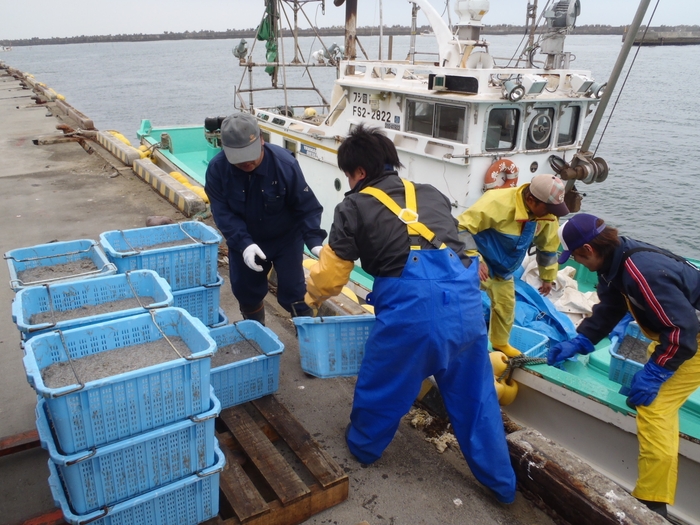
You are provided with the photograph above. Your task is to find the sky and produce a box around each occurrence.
[1,0,696,41]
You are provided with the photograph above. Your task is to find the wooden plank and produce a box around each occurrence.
[252,396,346,488]
[219,481,349,525]
[0,429,40,457]
[216,432,270,523]
[220,406,310,505]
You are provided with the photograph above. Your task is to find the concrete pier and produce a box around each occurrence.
[0,63,663,525]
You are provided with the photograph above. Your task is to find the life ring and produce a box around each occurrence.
[484,159,519,190]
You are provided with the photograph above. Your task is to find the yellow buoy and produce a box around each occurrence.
[489,351,509,376]
[302,258,316,270]
[361,304,375,314]
[496,378,518,406]
[138,144,149,152]
[56,94,65,101]
[190,186,209,203]
[169,171,189,184]
[341,286,359,303]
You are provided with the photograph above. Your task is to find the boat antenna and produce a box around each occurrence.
[379,0,384,60]
[590,0,660,156]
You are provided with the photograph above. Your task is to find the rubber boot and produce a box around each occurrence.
[493,343,522,358]
[241,302,265,326]
[637,499,668,518]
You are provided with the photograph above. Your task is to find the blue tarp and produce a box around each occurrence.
[482,273,578,344]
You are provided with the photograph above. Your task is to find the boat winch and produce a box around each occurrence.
[549,151,609,184]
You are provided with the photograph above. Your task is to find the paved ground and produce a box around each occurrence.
[0,66,564,525]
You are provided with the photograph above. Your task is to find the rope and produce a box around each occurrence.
[497,355,548,383]
[593,0,660,156]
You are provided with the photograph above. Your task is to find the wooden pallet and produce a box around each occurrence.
[205,395,349,525]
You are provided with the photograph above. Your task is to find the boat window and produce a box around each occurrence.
[284,139,297,158]
[525,108,555,150]
[261,131,271,143]
[485,108,520,151]
[435,104,466,142]
[406,100,434,137]
[406,99,468,142]
[557,105,580,146]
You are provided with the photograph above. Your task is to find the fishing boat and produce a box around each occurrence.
[136,1,700,523]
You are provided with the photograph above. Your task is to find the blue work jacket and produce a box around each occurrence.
[205,143,326,254]
[577,237,700,372]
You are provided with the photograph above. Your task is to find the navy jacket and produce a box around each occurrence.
[578,237,700,371]
[205,143,326,254]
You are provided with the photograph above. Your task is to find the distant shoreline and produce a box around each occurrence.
[3,25,699,47]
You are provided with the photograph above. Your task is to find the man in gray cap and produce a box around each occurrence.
[205,112,326,324]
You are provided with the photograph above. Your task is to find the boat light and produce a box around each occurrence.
[587,82,607,99]
[521,74,548,95]
[503,80,525,102]
[570,74,594,94]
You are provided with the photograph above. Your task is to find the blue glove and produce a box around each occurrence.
[627,361,673,407]
[547,334,595,366]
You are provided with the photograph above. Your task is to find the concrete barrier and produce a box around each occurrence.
[56,99,95,130]
[96,130,141,165]
[132,158,206,217]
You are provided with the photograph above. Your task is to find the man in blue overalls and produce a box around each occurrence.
[205,112,326,324]
[304,125,516,504]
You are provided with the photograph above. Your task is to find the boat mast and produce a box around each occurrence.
[526,0,538,55]
[340,0,358,73]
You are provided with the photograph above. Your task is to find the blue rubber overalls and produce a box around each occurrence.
[346,180,517,503]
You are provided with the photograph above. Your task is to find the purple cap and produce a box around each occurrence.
[558,213,606,264]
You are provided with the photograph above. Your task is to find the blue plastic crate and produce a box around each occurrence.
[23,307,214,454]
[509,325,550,358]
[208,320,283,408]
[210,308,229,329]
[99,221,221,291]
[37,389,220,514]
[49,443,224,525]
[13,270,173,339]
[609,322,649,393]
[172,275,223,327]
[5,239,117,292]
[292,315,375,378]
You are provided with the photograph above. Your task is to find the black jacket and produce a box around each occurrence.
[329,171,470,278]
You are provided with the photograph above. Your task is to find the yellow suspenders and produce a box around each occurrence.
[360,178,447,250]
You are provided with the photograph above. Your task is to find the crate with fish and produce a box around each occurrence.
[208,320,283,408]
[5,239,117,292]
[22,307,214,454]
[36,388,220,514]
[48,442,224,525]
[99,221,221,291]
[12,269,173,340]
[609,321,650,394]
[292,314,375,378]
[172,274,224,326]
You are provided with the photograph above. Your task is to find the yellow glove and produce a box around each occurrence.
[305,245,354,308]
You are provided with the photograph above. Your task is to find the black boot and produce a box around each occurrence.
[241,302,265,326]
[637,498,668,518]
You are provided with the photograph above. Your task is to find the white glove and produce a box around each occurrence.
[311,246,323,257]
[242,244,266,272]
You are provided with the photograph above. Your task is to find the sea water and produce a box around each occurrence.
[5,35,700,259]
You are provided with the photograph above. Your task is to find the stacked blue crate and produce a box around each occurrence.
[7,233,227,524]
[23,308,224,524]
[99,221,228,328]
